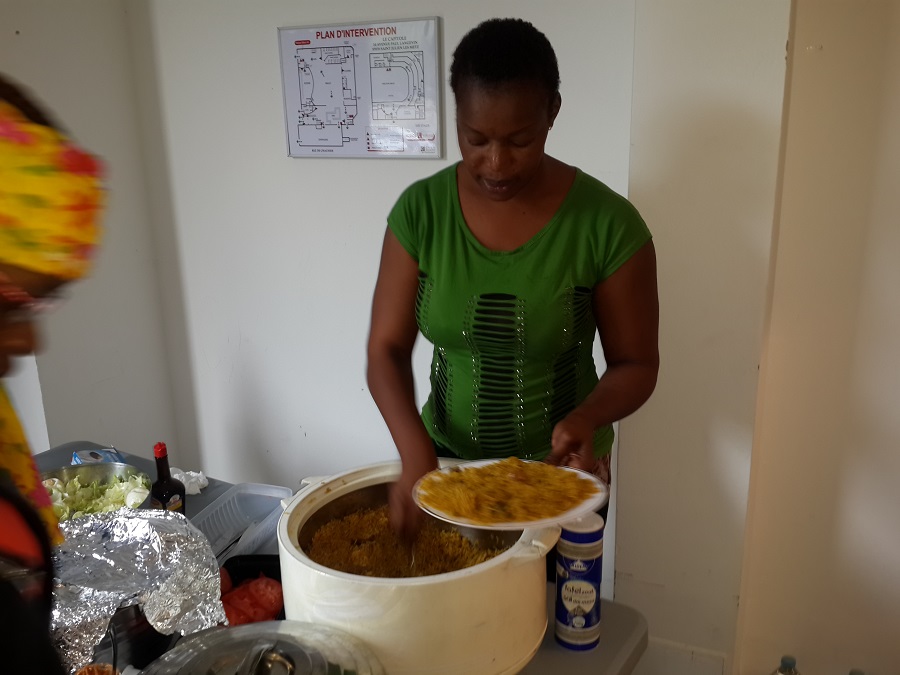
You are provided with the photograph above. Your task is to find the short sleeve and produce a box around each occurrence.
[597,196,652,281]
[385,165,458,264]
[387,184,421,262]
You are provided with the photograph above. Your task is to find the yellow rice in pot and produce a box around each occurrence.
[304,505,509,578]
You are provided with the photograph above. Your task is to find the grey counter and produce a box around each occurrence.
[521,585,648,674]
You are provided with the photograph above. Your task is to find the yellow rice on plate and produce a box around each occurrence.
[416,457,599,525]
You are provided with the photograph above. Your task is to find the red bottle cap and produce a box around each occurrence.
[153,442,168,458]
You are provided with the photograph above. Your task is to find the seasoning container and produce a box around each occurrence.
[555,512,604,650]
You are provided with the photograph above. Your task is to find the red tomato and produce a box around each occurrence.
[247,575,283,616]
[219,567,233,595]
[225,584,268,623]
[222,599,250,626]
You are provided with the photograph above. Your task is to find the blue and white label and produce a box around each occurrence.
[555,550,602,649]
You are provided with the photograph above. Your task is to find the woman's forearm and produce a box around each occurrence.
[366,347,436,470]
[578,240,659,430]
[570,359,659,429]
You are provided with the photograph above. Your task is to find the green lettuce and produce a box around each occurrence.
[43,473,151,522]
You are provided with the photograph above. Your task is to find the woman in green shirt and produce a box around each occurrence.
[367,18,659,538]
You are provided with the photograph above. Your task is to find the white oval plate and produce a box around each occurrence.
[413,459,609,530]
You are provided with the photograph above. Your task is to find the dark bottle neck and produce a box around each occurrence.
[154,453,172,481]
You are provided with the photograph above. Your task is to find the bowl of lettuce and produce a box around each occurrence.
[42,462,152,522]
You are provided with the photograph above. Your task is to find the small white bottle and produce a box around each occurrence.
[771,655,800,675]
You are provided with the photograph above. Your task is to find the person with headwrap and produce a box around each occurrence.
[0,72,105,674]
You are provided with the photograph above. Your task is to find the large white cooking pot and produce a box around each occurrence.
[277,460,560,675]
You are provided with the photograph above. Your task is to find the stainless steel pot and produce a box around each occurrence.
[141,620,384,675]
[41,462,152,513]
[277,460,560,675]
[295,481,521,555]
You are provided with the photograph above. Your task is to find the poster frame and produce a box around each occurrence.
[277,16,443,159]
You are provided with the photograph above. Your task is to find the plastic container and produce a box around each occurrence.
[192,483,293,561]
[555,512,605,650]
[225,503,285,559]
[71,447,126,464]
[279,460,559,675]
[772,655,800,674]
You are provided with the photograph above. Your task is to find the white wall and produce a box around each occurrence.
[23,1,892,672]
[137,0,638,485]
[0,0,178,459]
[735,2,900,673]
[4,356,49,452]
[624,2,790,672]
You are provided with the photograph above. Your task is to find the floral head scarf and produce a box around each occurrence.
[0,100,105,280]
[1,99,106,547]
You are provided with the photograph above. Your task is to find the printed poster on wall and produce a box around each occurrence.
[278,17,442,159]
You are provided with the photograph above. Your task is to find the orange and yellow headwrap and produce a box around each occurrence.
[0,101,105,281]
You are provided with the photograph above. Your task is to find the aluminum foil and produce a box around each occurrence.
[51,508,226,673]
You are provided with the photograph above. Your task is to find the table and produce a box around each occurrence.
[521,585,648,674]
[36,442,648,674]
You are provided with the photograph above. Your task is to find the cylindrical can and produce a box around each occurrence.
[555,512,604,650]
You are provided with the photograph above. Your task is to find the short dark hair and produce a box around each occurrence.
[450,18,560,99]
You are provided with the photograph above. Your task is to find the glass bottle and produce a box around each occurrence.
[772,656,800,675]
[150,441,186,514]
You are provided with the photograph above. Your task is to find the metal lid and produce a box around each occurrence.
[141,620,384,675]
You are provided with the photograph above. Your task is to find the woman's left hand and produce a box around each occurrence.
[547,411,596,471]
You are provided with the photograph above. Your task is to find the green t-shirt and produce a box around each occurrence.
[388,164,651,461]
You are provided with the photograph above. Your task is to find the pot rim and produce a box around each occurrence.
[277,460,560,585]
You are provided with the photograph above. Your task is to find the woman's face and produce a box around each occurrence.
[455,80,560,202]
[0,265,63,377]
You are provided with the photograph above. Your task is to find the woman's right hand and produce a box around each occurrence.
[389,451,438,542]
[367,226,441,540]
